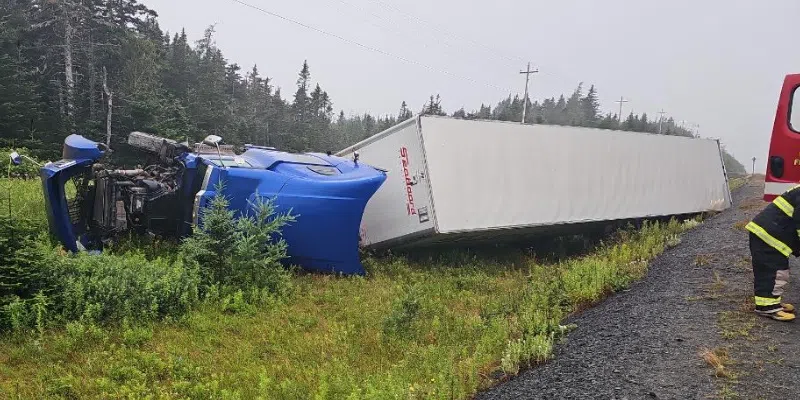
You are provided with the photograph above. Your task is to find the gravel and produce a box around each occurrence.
[476,179,799,400]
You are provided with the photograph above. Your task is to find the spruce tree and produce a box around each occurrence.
[580,84,600,125]
[398,101,412,122]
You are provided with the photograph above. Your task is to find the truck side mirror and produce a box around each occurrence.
[202,135,225,167]
[9,151,21,166]
[202,135,223,146]
[8,151,41,167]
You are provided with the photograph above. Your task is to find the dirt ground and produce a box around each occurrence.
[477,178,798,400]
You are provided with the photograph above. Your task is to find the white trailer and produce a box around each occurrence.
[338,116,732,249]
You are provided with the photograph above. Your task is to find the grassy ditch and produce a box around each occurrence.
[0,178,701,399]
[728,176,748,192]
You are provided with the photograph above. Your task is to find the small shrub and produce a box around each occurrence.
[53,252,200,324]
[500,333,554,376]
[122,325,154,347]
[382,285,423,337]
[561,258,616,304]
[500,338,523,375]
[682,218,701,229]
[181,183,295,296]
[3,296,33,333]
[44,373,80,399]
[95,347,242,399]
[203,284,221,303]
[0,291,49,334]
[181,188,237,285]
[665,234,681,248]
[31,291,49,336]
[220,290,256,315]
[0,217,53,301]
[65,320,107,346]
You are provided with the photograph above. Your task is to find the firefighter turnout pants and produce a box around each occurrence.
[750,232,791,311]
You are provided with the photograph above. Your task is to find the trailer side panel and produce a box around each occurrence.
[419,117,731,234]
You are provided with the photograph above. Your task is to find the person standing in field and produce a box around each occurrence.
[744,186,800,321]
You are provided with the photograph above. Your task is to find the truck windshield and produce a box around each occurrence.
[791,85,800,132]
[205,157,254,168]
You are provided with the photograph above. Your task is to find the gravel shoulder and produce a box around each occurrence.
[477,179,798,400]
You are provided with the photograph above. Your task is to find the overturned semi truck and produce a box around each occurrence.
[40,132,386,275]
[338,116,733,249]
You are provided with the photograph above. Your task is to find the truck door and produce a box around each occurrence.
[765,74,800,201]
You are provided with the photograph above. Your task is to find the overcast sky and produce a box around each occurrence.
[143,0,800,168]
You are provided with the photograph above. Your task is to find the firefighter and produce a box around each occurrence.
[745,185,800,322]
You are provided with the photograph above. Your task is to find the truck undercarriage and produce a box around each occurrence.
[44,132,204,251]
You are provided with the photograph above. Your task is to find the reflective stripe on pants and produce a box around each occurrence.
[746,222,793,257]
[750,232,791,309]
[755,296,782,306]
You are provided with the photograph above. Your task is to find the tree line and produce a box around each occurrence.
[0,0,746,175]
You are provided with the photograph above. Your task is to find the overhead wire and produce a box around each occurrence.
[367,0,528,66]
[329,0,477,72]
[225,0,509,92]
[331,0,494,67]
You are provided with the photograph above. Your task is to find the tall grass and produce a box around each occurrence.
[0,178,47,225]
[0,179,700,399]
[728,176,749,191]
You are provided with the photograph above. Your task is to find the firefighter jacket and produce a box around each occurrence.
[747,185,800,257]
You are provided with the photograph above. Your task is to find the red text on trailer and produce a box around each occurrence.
[400,146,416,215]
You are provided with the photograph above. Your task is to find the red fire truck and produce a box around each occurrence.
[765,74,800,201]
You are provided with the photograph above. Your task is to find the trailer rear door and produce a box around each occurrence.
[338,118,436,247]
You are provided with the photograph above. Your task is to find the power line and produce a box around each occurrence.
[329,0,470,67]
[225,0,509,91]
[368,0,526,66]
[333,0,518,69]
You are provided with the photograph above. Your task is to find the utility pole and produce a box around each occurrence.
[615,96,629,127]
[520,62,538,124]
[658,109,666,134]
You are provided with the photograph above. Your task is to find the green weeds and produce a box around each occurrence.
[0,178,703,398]
[1,180,294,334]
[728,177,748,192]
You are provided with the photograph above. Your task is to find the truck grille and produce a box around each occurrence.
[67,173,91,226]
[67,198,82,225]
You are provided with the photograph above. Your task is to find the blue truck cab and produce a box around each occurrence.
[40,132,386,275]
